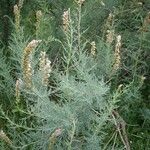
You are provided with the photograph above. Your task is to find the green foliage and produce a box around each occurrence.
[0,0,149,150]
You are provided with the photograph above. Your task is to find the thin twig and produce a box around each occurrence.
[103,131,117,150]
[112,110,130,150]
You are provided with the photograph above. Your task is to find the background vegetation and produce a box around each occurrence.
[0,0,149,149]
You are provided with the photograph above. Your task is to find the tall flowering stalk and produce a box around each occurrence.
[105,13,115,45]
[13,0,24,32]
[113,35,121,71]
[77,0,85,50]
[22,40,41,88]
[13,4,20,32]
[62,8,73,73]
[36,10,43,38]
[39,51,52,86]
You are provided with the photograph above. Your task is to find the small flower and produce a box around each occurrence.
[106,13,114,29]
[118,84,123,92]
[62,9,70,31]
[52,128,62,137]
[90,41,96,56]
[39,51,46,70]
[141,76,146,81]
[49,128,62,149]
[140,75,146,85]
[36,10,42,20]
[18,0,24,9]
[113,35,121,71]
[77,0,85,5]
[25,40,42,52]
[43,58,52,85]
[137,2,143,6]
[13,4,19,14]
[100,1,105,6]
[0,130,12,145]
[106,29,115,44]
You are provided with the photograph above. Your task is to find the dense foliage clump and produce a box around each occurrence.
[0,0,149,149]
